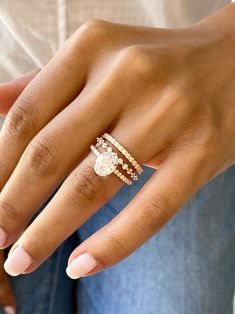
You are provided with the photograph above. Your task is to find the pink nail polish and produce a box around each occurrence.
[66,253,98,279]
[0,227,7,248]
[4,306,16,314]
[4,245,32,276]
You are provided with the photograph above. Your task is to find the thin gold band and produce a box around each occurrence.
[102,133,143,174]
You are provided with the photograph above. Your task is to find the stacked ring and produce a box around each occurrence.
[102,133,143,174]
[90,145,132,185]
[90,133,143,185]
[96,137,138,181]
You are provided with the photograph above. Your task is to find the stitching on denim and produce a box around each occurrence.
[48,244,65,314]
[78,280,101,314]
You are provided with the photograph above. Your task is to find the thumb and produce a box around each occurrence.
[0,70,39,116]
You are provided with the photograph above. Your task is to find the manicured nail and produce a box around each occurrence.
[66,253,98,279]
[4,245,32,276]
[4,306,16,314]
[0,227,7,248]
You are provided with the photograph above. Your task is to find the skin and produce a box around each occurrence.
[0,3,235,307]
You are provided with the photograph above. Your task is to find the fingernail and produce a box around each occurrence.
[4,306,16,314]
[66,252,98,279]
[4,245,32,276]
[0,227,7,248]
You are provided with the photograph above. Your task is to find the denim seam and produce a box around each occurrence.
[78,280,101,314]
[48,244,65,314]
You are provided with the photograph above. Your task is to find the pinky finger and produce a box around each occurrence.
[66,147,214,279]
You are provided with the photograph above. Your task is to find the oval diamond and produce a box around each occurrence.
[94,152,119,176]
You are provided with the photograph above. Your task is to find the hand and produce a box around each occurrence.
[0,4,235,279]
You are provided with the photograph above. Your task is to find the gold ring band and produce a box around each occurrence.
[102,133,143,174]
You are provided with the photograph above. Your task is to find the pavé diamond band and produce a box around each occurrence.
[90,133,143,185]
[102,133,143,175]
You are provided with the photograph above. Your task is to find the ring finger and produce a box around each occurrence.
[0,38,87,190]
[3,127,147,275]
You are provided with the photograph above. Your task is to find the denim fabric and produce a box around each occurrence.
[8,165,235,314]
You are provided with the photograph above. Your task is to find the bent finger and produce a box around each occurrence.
[3,105,179,275]
[0,27,89,191]
[66,147,214,279]
[3,126,148,275]
[0,72,124,249]
[3,152,123,275]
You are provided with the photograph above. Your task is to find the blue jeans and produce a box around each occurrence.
[5,165,235,314]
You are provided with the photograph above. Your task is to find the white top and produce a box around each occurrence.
[0,1,233,130]
[0,0,232,81]
[0,0,233,161]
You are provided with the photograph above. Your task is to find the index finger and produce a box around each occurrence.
[0,70,38,115]
[0,26,89,189]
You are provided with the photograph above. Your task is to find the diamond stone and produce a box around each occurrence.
[94,152,118,176]
[122,164,128,170]
[102,143,108,148]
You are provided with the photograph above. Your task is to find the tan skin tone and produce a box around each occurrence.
[0,3,235,310]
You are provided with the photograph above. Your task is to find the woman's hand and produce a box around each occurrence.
[0,3,235,279]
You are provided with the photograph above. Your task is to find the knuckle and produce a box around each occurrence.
[24,135,61,177]
[80,18,108,33]
[62,19,111,70]
[73,19,110,46]
[117,46,154,81]
[139,196,172,232]
[198,123,221,156]
[67,164,109,204]
[4,96,38,142]
[23,233,45,260]
[104,228,129,258]
[0,197,23,228]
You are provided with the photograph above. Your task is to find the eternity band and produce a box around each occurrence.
[102,133,143,174]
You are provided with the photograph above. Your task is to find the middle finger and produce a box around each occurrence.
[0,32,88,189]
[0,76,124,248]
